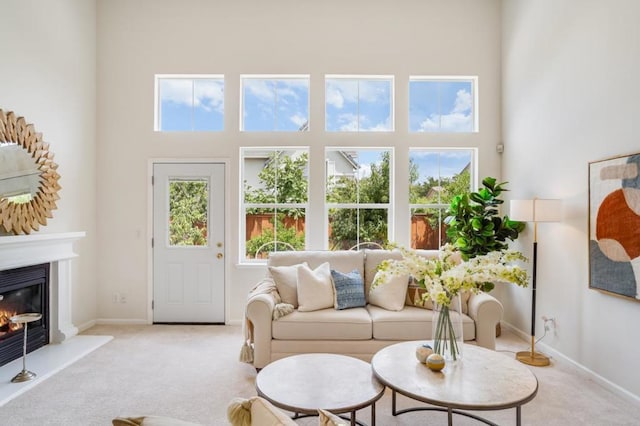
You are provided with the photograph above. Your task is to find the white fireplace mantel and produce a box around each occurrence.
[0,231,86,343]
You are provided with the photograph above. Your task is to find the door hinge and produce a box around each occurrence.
[151,237,154,248]
[151,175,154,185]
[152,300,154,310]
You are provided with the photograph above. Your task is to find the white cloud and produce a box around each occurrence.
[160,79,193,105]
[326,86,345,109]
[160,79,224,113]
[452,89,472,113]
[289,113,307,127]
[419,89,473,132]
[194,81,224,113]
[337,113,359,131]
[244,79,275,102]
[325,79,391,110]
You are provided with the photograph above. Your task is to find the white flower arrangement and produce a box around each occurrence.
[372,244,529,361]
[372,244,529,308]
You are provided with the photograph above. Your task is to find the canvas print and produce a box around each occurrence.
[589,152,640,301]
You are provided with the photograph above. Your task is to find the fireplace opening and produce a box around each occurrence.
[0,263,49,367]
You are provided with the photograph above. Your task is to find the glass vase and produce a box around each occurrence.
[431,296,464,362]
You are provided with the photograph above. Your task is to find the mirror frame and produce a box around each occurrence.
[0,109,60,234]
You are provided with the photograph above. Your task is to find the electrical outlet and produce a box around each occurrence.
[119,293,127,303]
[542,316,556,331]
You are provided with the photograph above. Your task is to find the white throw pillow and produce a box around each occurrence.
[368,271,409,311]
[249,396,297,425]
[269,262,308,308]
[318,409,348,425]
[297,262,334,312]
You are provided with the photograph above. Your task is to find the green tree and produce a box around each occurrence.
[244,152,308,219]
[327,152,390,250]
[244,152,308,256]
[169,180,208,246]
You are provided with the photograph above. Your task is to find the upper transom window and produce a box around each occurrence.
[325,76,394,132]
[155,75,224,131]
[409,77,477,133]
[240,76,310,131]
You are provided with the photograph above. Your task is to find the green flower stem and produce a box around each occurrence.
[434,304,460,361]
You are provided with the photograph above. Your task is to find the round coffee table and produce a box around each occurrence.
[256,353,385,426]
[371,341,538,426]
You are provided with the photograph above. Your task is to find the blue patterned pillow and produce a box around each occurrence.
[331,269,366,310]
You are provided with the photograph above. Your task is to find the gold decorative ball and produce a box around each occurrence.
[415,344,434,363]
[426,353,445,371]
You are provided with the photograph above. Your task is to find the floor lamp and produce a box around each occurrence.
[510,198,561,367]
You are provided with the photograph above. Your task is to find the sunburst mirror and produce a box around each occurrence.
[0,109,61,234]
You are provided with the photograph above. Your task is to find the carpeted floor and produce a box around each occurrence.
[0,324,639,425]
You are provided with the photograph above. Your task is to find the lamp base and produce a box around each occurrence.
[516,350,550,367]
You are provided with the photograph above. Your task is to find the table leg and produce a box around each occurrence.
[516,405,521,426]
[448,407,453,426]
[350,411,355,426]
[371,402,376,426]
[392,389,398,416]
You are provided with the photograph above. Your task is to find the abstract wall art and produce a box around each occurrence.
[589,152,640,301]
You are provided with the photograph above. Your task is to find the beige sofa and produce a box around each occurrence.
[245,249,503,369]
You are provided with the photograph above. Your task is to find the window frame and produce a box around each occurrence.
[408,147,477,250]
[408,76,478,133]
[325,75,395,132]
[240,147,310,263]
[324,147,395,250]
[154,74,225,132]
[239,74,311,132]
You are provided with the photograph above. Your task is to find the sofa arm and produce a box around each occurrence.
[246,291,277,369]
[467,292,503,350]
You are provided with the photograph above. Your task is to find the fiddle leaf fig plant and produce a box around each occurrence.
[444,177,525,261]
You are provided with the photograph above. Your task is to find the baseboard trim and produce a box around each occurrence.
[77,320,97,333]
[94,318,150,325]
[501,321,640,406]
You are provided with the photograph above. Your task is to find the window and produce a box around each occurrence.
[240,76,310,131]
[168,179,208,246]
[241,148,309,261]
[409,77,477,132]
[325,148,392,250]
[325,76,394,132]
[409,149,475,249]
[155,75,224,131]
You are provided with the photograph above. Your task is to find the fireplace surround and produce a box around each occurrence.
[0,263,50,367]
[0,232,85,353]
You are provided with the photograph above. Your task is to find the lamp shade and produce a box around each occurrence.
[510,199,562,223]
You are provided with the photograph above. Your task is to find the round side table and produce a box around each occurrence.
[10,313,43,383]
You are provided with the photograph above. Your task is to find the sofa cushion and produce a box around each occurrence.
[368,271,409,311]
[297,262,334,312]
[367,304,475,341]
[269,262,308,308]
[318,409,348,426]
[250,397,298,425]
[272,307,372,340]
[331,269,366,310]
[269,250,364,277]
[363,249,403,297]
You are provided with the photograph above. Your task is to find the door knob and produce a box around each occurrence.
[217,253,223,259]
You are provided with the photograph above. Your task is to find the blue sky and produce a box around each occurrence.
[159,78,224,131]
[348,149,471,183]
[409,150,472,183]
[159,76,474,133]
[242,78,309,131]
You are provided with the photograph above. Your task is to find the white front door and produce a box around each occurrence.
[152,162,225,323]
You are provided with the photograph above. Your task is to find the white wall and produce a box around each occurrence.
[96,0,503,324]
[0,1,98,329]
[502,0,640,400]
